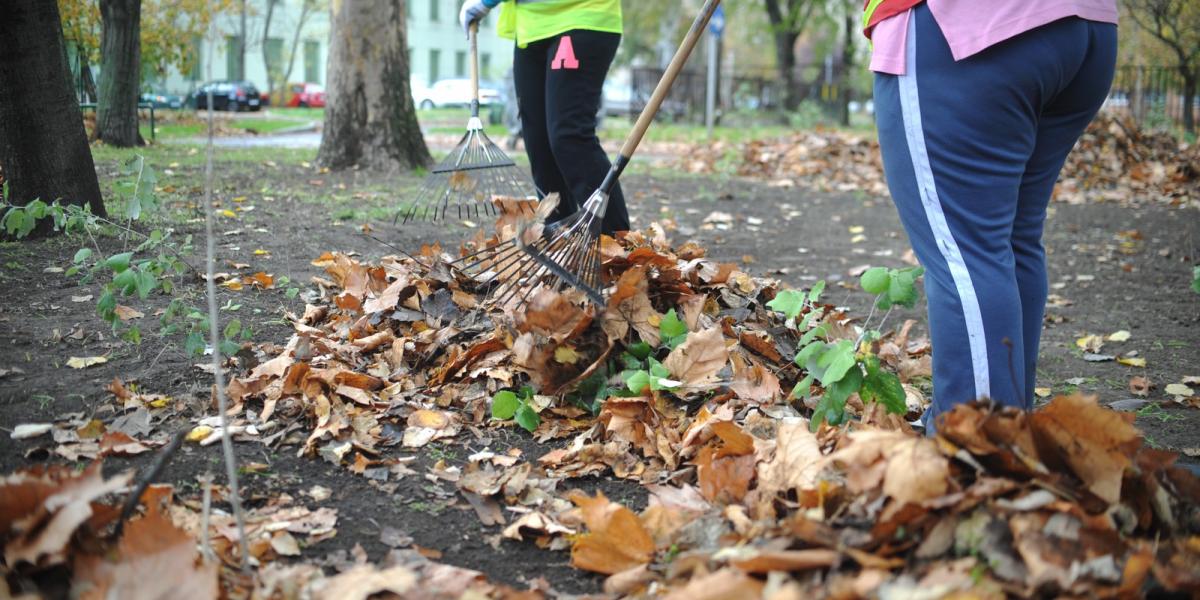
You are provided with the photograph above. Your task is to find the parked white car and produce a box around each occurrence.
[414,78,502,109]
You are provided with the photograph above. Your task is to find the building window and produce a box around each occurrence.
[429,0,439,21]
[429,48,440,85]
[455,51,466,77]
[480,53,491,79]
[225,35,243,80]
[304,40,321,83]
[265,37,284,81]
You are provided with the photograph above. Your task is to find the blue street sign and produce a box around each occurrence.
[708,4,725,37]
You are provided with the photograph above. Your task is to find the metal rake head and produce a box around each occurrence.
[452,193,608,309]
[397,124,535,224]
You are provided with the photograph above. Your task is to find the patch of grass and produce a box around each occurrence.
[1136,403,1183,423]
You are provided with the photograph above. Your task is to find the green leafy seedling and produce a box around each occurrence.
[660,309,688,349]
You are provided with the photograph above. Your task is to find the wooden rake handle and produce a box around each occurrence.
[469,21,481,118]
[611,0,722,178]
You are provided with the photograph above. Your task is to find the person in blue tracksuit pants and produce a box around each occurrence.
[873,5,1118,432]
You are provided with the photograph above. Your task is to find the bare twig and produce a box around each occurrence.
[199,473,215,561]
[203,14,251,574]
[112,428,187,539]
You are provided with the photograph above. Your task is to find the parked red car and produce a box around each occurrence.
[286,83,325,108]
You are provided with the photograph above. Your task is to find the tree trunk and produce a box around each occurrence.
[281,0,317,96]
[317,0,431,172]
[80,49,99,103]
[0,0,106,230]
[262,0,278,103]
[96,0,142,147]
[238,0,248,80]
[1181,69,1196,134]
[840,5,855,127]
[776,31,800,110]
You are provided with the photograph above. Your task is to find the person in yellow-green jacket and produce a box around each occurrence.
[460,0,629,234]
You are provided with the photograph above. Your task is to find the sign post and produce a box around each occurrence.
[705,5,725,138]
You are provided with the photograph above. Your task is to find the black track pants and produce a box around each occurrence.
[513,29,629,234]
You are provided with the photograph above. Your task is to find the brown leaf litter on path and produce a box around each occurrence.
[679,113,1198,208]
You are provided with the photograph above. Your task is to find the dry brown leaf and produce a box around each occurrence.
[74,511,218,600]
[1029,394,1141,505]
[568,491,654,575]
[663,567,764,600]
[756,419,823,497]
[664,327,728,387]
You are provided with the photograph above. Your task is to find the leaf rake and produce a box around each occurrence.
[453,0,723,308]
[397,22,536,224]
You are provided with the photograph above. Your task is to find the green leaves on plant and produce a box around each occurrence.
[860,355,907,415]
[860,266,926,310]
[490,387,540,433]
[625,369,651,394]
[491,390,519,419]
[105,252,134,273]
[766,289,805,321]
[660,309,688,349]
[73,248,93,264]
[859,267,889,295]
[184,332,206,357]
[514,404,541,433]
[1192,265,1200,295]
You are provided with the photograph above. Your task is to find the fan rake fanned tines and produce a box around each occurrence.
[397,125,536,224]
[451,193,607,309]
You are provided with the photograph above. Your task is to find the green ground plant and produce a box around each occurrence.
[769,266,925,431]
[0,156,249,355]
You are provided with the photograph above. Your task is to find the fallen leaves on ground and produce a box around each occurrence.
[678,113,1198,208]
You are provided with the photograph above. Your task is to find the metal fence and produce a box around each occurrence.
[1103,66,1195,130]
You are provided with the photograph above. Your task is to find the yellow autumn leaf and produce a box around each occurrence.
[220,209,237,218]
[67,356,107,369]
[1107,330,1132,342]
[253,248,270,256]
[232,196,247,203]
[220,280,244,291]
[1117,356,1146,368]
[186,425,213,443]
[848,225,865,234]
[554,345,581,364]
[148,397,171,408]
[1165,383,1194,397]
[1076,334,1104,352]
[1034,387,1052,398]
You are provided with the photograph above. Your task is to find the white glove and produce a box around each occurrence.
[459,0,490,38]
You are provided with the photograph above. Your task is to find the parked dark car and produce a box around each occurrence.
[191,81,262,111]
[140,89,184,109]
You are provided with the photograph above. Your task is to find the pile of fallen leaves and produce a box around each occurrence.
[199,217,1200,598]
[678,128,889,196]
[0,459,540,599]
[677,113,1198,208]
[1056,112,1200,208]
[0,463,216,599]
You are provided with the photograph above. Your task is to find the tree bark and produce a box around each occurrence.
[262,0,278,102]
[96,0,142,147]
[317,0,431,172]
[840,4,854,127]
[239,0,248,80]
[1181,69,1196,133]
[0,0,106,229]
[764,0,816,111]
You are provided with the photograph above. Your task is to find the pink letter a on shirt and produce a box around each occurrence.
[551,36,580,70]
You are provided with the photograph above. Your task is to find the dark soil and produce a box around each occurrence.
[1,151,1197,595]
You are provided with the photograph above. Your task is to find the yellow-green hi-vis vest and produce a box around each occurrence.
[496,0,623,48]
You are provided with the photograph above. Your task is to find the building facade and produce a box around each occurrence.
[158,0,513,96]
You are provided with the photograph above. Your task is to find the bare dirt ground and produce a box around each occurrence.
[1,146,1197,594]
